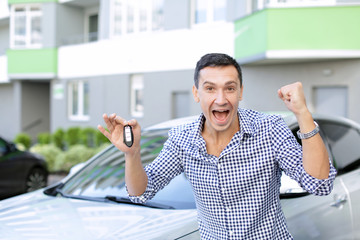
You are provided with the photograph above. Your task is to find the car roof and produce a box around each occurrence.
[143,110,360,132]
[144,115,199,131]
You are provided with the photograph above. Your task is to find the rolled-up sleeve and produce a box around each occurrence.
[273,117,337,196]
[128,137,183,203]
[298,160,337,195]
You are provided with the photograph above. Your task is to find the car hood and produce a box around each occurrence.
[0,190,198,240]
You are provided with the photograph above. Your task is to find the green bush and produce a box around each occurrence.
[14,133,32,150]
[37,132,51,145]
[95,128,110,147]
[53,128,65,150]
[65,127,81,147]
[30,144,63,172]
[55,144,96,172]
[80,127,97,148]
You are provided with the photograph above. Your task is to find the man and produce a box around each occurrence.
[98,53,336,239]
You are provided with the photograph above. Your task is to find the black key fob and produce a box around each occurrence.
[123,125,133,147]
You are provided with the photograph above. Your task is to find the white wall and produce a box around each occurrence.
[58,23,235,78]
[0,55,8,83]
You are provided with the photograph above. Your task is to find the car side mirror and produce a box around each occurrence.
[280,173,309,199]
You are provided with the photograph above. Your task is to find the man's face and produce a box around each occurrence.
[192,65,243,133]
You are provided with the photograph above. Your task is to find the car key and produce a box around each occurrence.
[123,125,134,147]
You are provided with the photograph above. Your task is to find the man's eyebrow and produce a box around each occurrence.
[225,80,238,86]
[201,80,239,87]
[202,81,216,86]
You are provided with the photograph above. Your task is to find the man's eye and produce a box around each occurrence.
[206,87,213,91]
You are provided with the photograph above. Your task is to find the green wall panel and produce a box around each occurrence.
[267,6,360,50]
[235,6,360,60]
[7,48,58,74]
[235,10,268,59]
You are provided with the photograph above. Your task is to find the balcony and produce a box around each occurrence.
[7,48,57,79]
[235,5,360,65]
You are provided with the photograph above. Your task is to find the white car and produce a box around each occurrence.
[0,113,359,239]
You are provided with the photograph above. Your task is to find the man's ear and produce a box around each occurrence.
[192,85,200,103]
[239,85,244,101]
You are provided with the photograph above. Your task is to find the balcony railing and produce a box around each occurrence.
[255,0,360,11]
[60,32,98,46]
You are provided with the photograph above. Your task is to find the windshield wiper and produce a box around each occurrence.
[47,187,175,209]
[105,195,175,209]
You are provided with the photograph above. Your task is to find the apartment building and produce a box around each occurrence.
[0,0,359,141]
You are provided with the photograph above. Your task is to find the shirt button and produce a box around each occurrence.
[229,230,234,236]
[221,187,226,193]
[226,207,231,212]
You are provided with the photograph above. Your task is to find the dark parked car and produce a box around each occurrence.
[0,137,48,199]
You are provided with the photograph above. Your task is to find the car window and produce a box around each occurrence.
[290,124,333,167]
[319,122,360,174]
[61,129,196,209]
[0,138,8,158]
[0,138,6,154]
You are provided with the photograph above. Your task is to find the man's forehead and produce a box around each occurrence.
[199,66,240,84]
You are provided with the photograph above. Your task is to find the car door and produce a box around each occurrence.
[0,138,26,198]
[282,122,353,240]
[318,121,360,239]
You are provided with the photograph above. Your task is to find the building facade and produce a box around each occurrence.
[0,0,359,141]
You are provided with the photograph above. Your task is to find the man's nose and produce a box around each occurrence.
[214,90,226,105]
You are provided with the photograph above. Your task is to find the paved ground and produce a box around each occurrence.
[48,173,68,186]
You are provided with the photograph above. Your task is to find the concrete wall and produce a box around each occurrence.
[0,23,8,55]
[51,69,201,132]
[142,69,201,127]
[0,83,19,140]
[42,2,57,48]
[21,81,50,141]
[56,3,84,46]
[164,0,191,30]
[241,59,360,123]
[51,74,131,131]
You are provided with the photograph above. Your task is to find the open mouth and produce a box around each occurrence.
[212,110,230,123]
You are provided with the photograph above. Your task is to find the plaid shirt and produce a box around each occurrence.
[130,108,337,239]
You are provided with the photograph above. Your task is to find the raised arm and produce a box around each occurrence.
[98,113,148,196]
[278,82,330,179]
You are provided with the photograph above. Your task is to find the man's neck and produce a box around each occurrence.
[201,118,240,157]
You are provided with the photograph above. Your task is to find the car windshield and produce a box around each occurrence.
[60,129,196,210]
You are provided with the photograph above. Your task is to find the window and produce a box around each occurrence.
[172,92,190,119]
[10,5,42,48]
[130,75,144,118]
[68,81,89,121]
[314,86,348,118]
[88,14,98,42]
[111,0,164,36]
[194,0,226,24]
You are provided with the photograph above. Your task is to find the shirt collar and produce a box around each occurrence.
[238,108,256,137]
[190,108,255,147]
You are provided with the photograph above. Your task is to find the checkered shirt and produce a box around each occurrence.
[129,108,337,240]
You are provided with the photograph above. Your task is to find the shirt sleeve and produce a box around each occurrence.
[272,117,337,196]
[128,136,183,203]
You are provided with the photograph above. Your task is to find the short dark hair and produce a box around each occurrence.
[194,53,242,89]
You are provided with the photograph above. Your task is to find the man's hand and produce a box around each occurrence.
[98,114,147,196]
[97,113,141,154]
[278,82,330,180]
[277,82,308,116]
